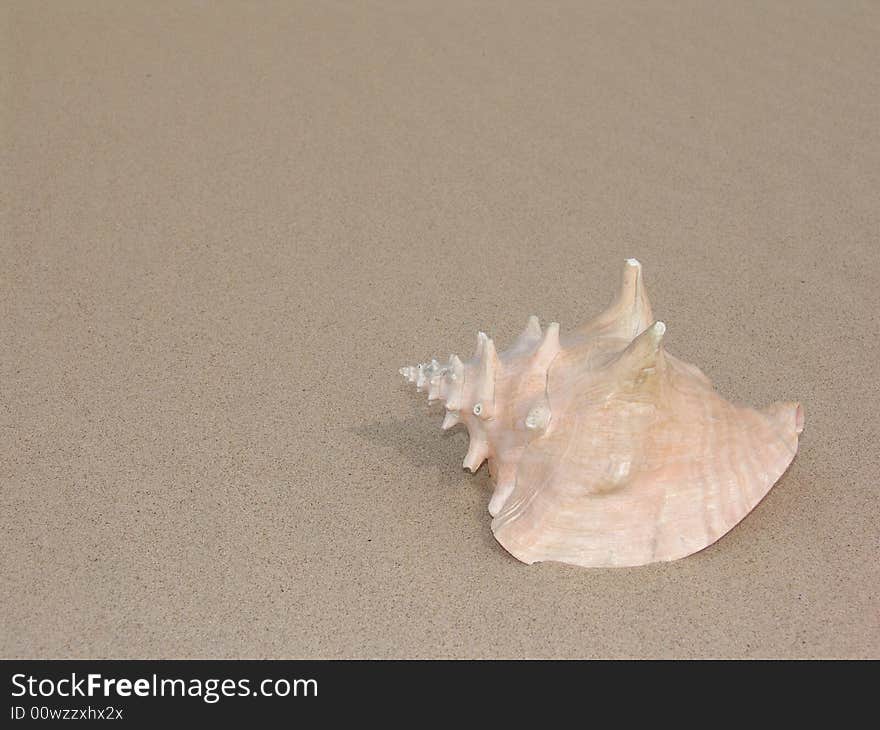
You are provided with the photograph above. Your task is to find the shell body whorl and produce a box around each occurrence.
[399,260,803,568]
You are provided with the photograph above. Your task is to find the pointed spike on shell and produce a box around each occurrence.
[618,257,654,338]
[476,336,500,411]
[622,257,643,286]
[488,480,516,517]
[473,331,488,361]
[480,336,499,373]
[415,363,428,390]
[443,354,466,409]
[514,315,543,350]
[524,314,541,337]
[448,354,464,377]
[532,321,561,367]
[441,411,460,430]
[462,438,489,472]
[631,319,666,353]
[487,461,519,516]
[613,320,666,378]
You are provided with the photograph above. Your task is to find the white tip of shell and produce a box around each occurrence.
[653,321,666,337]
[515,315,543,351]
[524,315,542,337]
[449,354,464,374]
[462,440,488,472]
[626,258,641,267]
[473,331,489,360]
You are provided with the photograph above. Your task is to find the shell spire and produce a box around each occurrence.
[400,353,468,433]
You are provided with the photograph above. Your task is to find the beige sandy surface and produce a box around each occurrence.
[2,1,878,658]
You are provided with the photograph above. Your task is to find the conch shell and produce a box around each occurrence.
[399,259,804,568]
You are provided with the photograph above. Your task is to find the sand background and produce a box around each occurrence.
[2,1,878,658]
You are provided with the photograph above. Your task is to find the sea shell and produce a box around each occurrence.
[399,259,804,568]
